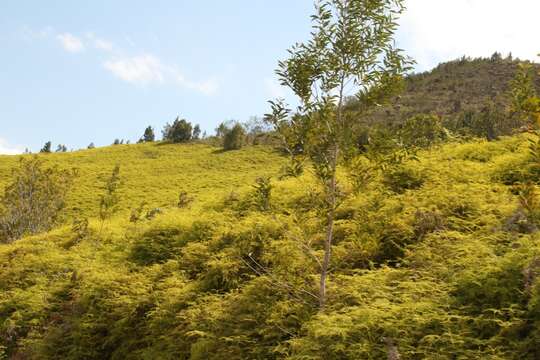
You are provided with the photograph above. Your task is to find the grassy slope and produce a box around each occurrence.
[0,142,285,220]
[1,137,540,359]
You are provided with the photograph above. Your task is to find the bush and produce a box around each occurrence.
[223,123,246,150]
[400,114,449,148]
[383,165,424,193]
[130,226,186,266]
[130,221,213,266]
[252,177,272,211]
[0,157,75,243]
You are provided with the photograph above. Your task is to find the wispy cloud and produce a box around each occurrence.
[56,33,85,53]
[103,54,219,95]
[85,32,114,52]
[0,138,23,155]
[104,54,165,85]
[25,27,219,95]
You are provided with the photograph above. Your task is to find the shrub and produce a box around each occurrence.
[252,177,272,211]
[130,221,213,266]
[98,165,121,231]
[0,157,75,242]
[223,123,246,150]
[400,114,449,148]
[177,191,194,208]
[129,202,148,223]
[383,165,424,193]
[413,209,446,240]
[130,226,184,265]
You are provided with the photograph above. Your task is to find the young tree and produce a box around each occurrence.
[192,124,201,140]
[0,157,75,243]
[265,0,412,309]
[99,165,121,233]
[142,126,155,142]
[55,144,68,152]
[215,121,232,138]
[510,63,540,126]
[40,141,52,153]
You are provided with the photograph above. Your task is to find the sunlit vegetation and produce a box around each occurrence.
[2,0,540,358]
[0,129,539,358]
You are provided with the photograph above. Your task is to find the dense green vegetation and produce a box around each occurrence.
[1,132,540,358]
[3,1,540,358]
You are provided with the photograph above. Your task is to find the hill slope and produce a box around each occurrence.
[351,56,540,132]
[1,135,540,359]
[0,143,285,220]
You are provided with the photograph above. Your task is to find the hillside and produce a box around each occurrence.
[0,143,284,220]
[350,56,540,134]
[1,135,540,359]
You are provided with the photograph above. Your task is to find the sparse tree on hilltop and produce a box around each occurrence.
[223,123,246,150]
[40,141,52,153]
[192,124,201,140]
[55,144,67,152]
[162,117,193,143]
[142,126,155,142]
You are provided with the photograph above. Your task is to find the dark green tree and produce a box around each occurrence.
[55,144,68,152]
[223,123,246,150]
[40,141,52,153]
[163,117,193,143]
[192,124,201,140]
[142,126,155,142]
[265,0,412,309]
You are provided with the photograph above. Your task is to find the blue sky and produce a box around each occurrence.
[1,0,539,153]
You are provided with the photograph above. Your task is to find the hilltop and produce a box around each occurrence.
[349,55,540,135]
[1,133,540,358]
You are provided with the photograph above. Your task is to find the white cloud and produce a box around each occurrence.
[103,54,219,95]
[103,54,165,84]
[398,0,540,71]
[26,27,216,95]
[0,139,22,155]
[56,33,85,53]
[85,32,114,52]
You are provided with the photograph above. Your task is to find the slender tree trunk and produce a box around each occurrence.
[319,145,338,309]
[319,75,346,310]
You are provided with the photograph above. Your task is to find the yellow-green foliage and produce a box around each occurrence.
[1,137,540,359]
